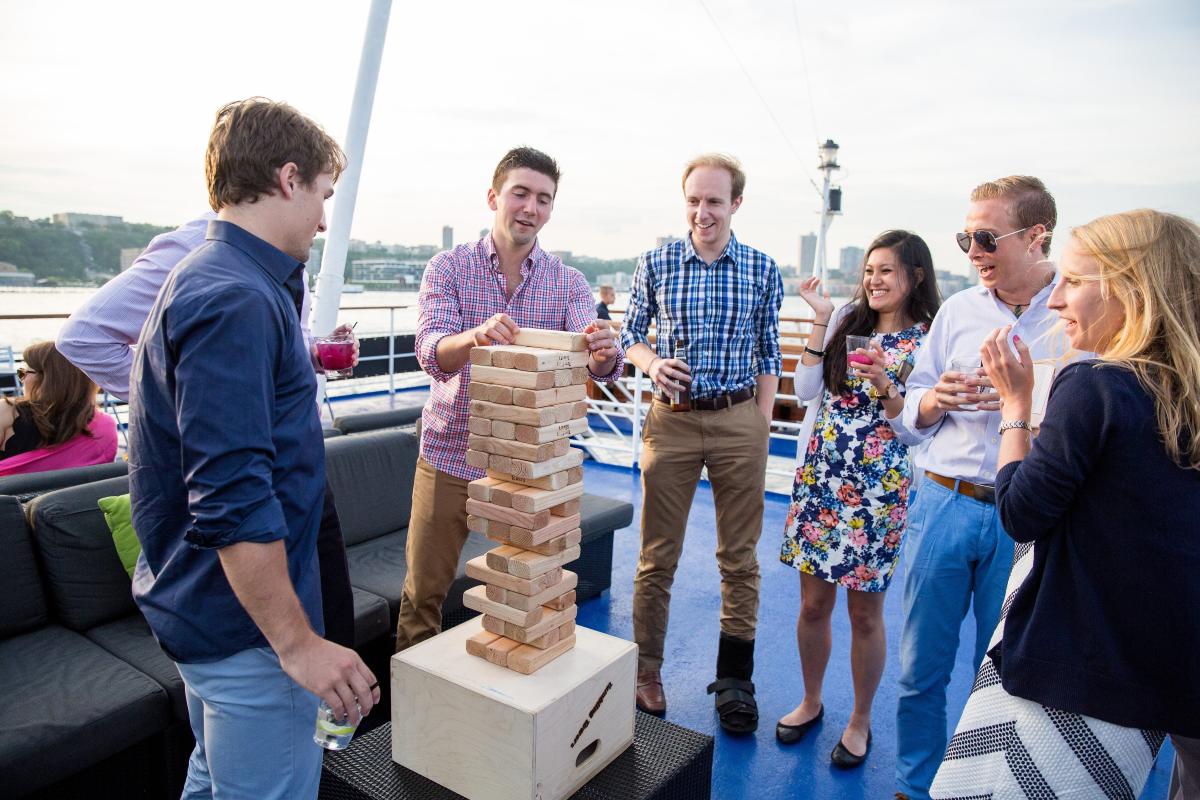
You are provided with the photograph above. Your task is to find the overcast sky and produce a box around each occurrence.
[1,0,1197,276]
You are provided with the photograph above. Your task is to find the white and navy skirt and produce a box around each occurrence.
[930,541,1166,799]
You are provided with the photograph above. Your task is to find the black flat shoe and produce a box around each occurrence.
[831,729,871,768]
[774,704,823,745]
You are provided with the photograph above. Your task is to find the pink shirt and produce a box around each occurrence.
[416,235,623,480]
[0,410,118,476]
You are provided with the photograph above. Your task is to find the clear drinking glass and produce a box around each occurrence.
[846,335,874,368]
[314,699,359,750]
[315,333,355,380]
[948,356,993,410]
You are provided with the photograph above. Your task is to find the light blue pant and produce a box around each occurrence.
[895,476,1013,800]
[177,647,322,800]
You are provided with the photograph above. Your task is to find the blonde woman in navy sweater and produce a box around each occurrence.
[931,209,1200,799]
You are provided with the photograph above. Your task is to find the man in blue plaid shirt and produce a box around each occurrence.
[619,153,783,734]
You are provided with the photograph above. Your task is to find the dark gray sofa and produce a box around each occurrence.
[0,427,632,798]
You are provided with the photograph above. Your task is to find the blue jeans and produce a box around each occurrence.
[177,647,322,800]
[895,476,1013,800]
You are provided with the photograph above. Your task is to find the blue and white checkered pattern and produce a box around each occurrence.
[620,233,783,399]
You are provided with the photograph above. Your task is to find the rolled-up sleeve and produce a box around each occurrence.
[900,312,949,441]
[565,269,624,383]
[169,289,289,549]
[415,253,464,382]
[619,252,656,352]
[754,262,784,377]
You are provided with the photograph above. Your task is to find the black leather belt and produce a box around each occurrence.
[657,385,756,411]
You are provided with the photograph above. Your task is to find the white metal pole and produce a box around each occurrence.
[310,0,392,338]
[812,168,832,280]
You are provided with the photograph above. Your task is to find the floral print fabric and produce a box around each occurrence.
[780,323,928,592]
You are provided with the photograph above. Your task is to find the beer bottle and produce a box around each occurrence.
[670,345,690,412]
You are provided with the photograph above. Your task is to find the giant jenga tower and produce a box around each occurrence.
[461,329,591,674]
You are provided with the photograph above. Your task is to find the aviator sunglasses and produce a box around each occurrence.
[16,367,36,381]
[956,226,1030,254]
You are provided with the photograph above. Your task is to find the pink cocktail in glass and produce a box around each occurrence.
[316,336,355,379]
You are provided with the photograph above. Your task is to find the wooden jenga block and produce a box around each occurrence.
[482,603,577,643]
[508,482,585,513]
[553,368,589,388]
[508,634,577,674]
[511,328,587,352]
[465,630,524,667]
[485,545,527,573]
[465,499,550,531]
[544,590,576,611]
[487,466,582,491]
[471,365,557,390]
[467,382,513,404]
[485,528,581,556]
[484,572,577,611]
[465,557,563,596]
[467,514,504,536]
[465,449,490,470]
[467,416,492,437]
[466,476,506,503]
[491,448,583,480]
[467,434,569,463]
[468,347,493,366]
[523,620,576,651]
[550,498,581,517]
[511,384,588,409]
[489,346,590,371]
[507,513,582,548]
[462,586,544,627]
[490,419,516,439]
[514,417,589,444]
[470,399,582,427]
[502,545,581,580]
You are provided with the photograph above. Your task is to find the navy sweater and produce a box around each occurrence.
[995,361,1200,736]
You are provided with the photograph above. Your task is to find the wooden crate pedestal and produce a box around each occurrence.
[390,619,637,800]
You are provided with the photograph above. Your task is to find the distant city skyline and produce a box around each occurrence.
[1,1,1197,280]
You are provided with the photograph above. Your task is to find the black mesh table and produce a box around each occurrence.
[320,711,713,800]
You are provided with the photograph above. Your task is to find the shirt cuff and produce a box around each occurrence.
[758,356,783,377]
[185,497,288,550]
[588,347,624,383]
[901,387,940,440]
[418,330,461,383]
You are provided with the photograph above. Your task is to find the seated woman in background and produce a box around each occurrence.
[777,230,940,768]
[930,209,1200,799]
[0,340,117,475]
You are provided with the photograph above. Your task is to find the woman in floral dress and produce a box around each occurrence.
[775,230,940,769]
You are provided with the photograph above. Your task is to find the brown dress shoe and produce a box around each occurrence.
[635,670,666,716]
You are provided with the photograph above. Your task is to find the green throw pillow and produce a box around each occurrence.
[99,493,140,579]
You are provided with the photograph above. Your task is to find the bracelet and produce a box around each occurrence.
[811,322,828,329]
[998,419,1030,434]
[804,346,825,358]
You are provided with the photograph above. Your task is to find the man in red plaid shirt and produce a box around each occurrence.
[395,147,623,651]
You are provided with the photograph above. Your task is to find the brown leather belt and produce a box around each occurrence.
[924,470,995,504]
[657,385,756,411]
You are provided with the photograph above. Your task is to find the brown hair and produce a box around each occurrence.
[16,341,98,446]
[682,153,746,200]
[1072,209,1200,470]
[205,97,346,211]
[492,147,560,195]
[970,175,1056,255]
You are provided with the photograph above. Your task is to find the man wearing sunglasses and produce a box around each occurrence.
[893,176,1074,800]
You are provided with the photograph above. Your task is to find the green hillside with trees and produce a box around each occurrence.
[0,211,170,283]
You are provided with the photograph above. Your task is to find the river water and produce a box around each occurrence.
[0,288,838,353]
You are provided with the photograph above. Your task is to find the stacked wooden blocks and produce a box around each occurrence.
[463,329,591,674]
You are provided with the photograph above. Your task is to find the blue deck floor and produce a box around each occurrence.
[574,460,1175,799]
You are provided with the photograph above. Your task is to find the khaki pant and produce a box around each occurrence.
[1172,734,1200,800]
[633,397,769,672]
[394,458,470,651]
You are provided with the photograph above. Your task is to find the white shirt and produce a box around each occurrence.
[900,277,1077,485]
[57,213,312,400]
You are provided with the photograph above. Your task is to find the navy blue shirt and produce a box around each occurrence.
[128,220,325,664]
[995,361,1200,736]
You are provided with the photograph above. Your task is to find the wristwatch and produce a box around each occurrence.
[998,419,1030,434]
[884,382,899,400]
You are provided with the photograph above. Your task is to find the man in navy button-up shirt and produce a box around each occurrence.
[129,98,378,800]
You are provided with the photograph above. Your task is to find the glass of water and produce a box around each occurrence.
[314,700,359,750]
[948,356,993,410]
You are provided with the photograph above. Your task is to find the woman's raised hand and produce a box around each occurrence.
[797,277,835,320]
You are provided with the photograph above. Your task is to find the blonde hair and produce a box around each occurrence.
[682,153,745,200]
[971,175,1056,255]
[1072,209,1200,470]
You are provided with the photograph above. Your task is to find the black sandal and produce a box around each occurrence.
[706,677,758,735]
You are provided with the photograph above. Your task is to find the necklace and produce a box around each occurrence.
[994,290,1026,318]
